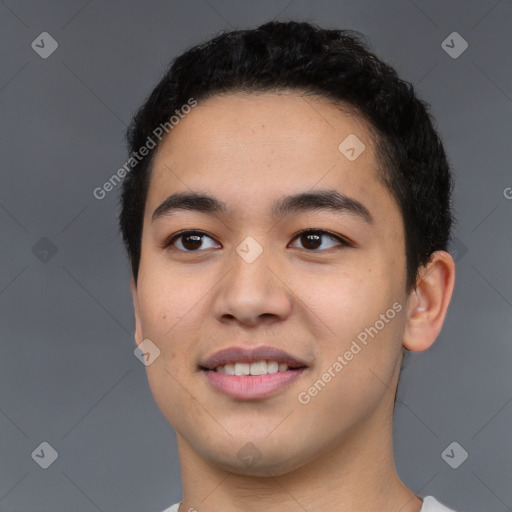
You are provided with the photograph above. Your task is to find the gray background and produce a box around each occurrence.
[1,1,511,511]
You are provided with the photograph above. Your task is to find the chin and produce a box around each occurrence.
[202,442,312,478]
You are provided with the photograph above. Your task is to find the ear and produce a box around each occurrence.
[402,250,456,352]
[131,276,144,347]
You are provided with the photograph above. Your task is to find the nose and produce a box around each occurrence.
[211,243,292,327]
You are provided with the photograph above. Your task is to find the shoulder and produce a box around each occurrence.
[161,497,460,512]
[421,495,459,512]
[160,503,181,512]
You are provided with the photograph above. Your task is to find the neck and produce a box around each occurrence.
[175,397,422,512]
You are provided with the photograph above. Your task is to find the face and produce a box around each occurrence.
[132,92,410,475]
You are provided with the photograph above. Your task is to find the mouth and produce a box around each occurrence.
[200,360,307,375]
[199,346,309,400]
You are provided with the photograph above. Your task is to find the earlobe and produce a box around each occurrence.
[402,251,456,352]
[130,276,144,347]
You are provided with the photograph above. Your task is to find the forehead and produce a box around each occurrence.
[146,92,395,225]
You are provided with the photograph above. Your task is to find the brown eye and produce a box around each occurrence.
[166,231,220,251]
[289,229,350,251]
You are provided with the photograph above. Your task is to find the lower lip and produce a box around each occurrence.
[202,368,307,400]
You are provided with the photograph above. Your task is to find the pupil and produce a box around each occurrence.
[184,233,202,250]
[302,233,320,249]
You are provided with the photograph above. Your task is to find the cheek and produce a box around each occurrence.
[139,249,204,314]
[303,260,404,361]
[137,273,198,416]
[136,268,211,367]
[137,273,188,344]
[139,286,171,331]
[300,261,382,321]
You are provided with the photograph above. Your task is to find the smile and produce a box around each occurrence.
[212,360,292,375]
[199,345,310,400]
[202,365,307,400]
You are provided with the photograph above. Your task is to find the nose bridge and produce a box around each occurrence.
[233,236,274,290]
[212,235,291,325]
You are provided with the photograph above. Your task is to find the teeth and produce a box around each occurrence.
[249,361,267,375]
[235,363,250,376]
[214,360,290,375]
[267,361,279,373]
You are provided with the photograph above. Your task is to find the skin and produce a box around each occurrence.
[131,92,455,512]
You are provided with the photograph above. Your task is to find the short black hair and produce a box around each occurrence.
[119,20,454,292]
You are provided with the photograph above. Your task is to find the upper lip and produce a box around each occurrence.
[199,345,309,370]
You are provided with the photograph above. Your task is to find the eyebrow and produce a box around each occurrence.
[151,189,373,224]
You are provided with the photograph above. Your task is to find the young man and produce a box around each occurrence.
[119,21,458,512]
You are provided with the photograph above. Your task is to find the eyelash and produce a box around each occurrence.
[163,229,353,253]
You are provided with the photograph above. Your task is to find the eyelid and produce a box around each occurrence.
[163,228,353,252]
[162,230,220,250]
[289,229,353,249]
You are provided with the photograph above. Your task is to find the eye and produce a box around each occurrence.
[288,229,351,251]
[164,230,220,252]
[163,228,352,253]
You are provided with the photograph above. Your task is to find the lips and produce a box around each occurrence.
[199,345,310,400]
[199,345,309,371]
